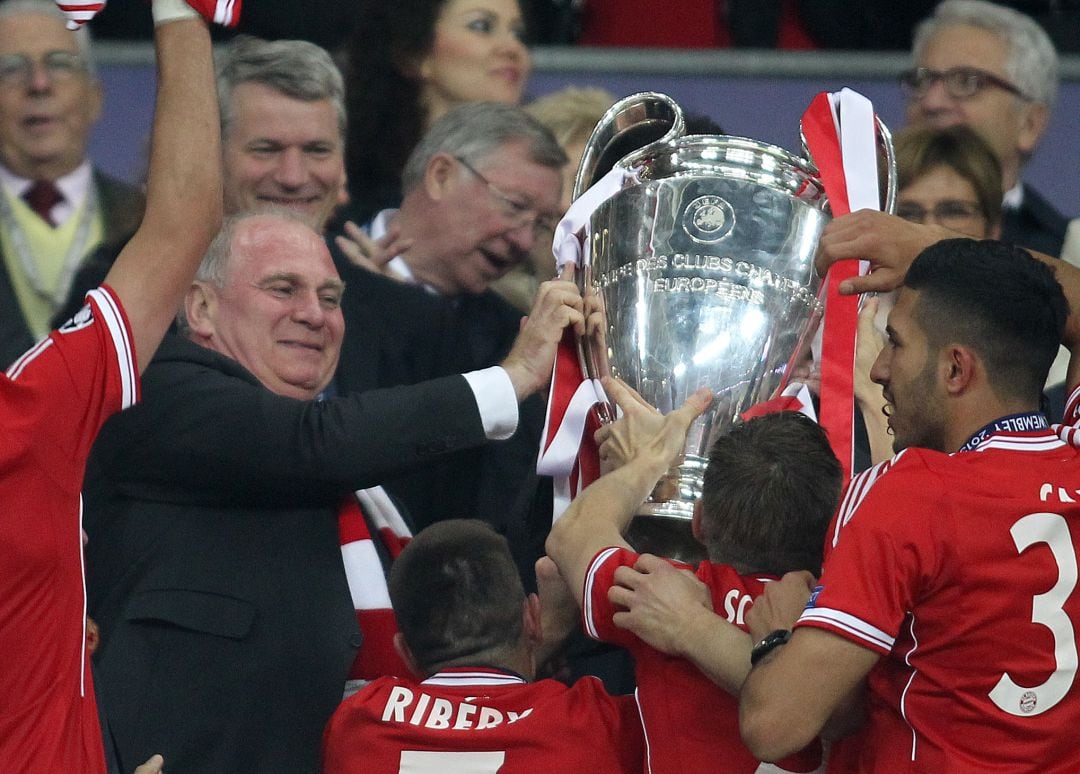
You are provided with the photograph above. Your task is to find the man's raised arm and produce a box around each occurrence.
[544,378,710,604]
[101,1,222,372]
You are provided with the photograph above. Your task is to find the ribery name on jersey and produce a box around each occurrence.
[381,687,534,730]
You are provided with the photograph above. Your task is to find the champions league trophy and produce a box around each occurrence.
[570,92,894,561]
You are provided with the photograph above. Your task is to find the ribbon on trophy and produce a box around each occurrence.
[801,88,881,482]
[538,166,639,520]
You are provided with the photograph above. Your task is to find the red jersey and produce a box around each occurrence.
[800,401,1080,772]
[0,287,137,773]
[584,547,823,774]
[322,667,644,773]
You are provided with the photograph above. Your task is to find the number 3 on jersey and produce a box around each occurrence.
[399,750,506,773]
[989,512,1079,716]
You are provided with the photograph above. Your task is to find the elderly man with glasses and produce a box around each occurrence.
[331,101,566,570]
[900,0,1071,259]
[0,0,144,369]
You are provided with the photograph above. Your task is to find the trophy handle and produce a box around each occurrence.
[799,115,898,214]
[572,91,686,202]
[570,92,687,424]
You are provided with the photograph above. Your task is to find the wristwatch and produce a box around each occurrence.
[750,629,792,666]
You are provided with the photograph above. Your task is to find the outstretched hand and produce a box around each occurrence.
[817,210,953,295]
[334,221,414,281]
[594,376,712,474]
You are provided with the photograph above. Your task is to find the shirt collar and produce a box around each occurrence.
[0,160,93,226]
[422,667,528,687]
[1002,182,1024,211]
[370,207,442,296]
[958,411,1051,453]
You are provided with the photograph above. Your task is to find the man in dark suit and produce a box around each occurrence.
[902,0,1072,257]
[0,0,144,369]
[84,211,582,773]
[332,103,566,564]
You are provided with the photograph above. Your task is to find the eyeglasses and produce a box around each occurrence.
[896,199,986,228]
[0,51,88,89]
[899,66,1030,102]
[455,156,558,237]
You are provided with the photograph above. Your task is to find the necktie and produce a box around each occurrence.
[23,180,63,227]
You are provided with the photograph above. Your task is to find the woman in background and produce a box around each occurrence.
[856,124,1003,466]
[341,0,531,225]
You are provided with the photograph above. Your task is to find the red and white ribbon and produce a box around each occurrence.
[338,487,412,684]
[55,0,106,29]
[539,166,637,520]
[741,382,817,423]
[801,88,881,482]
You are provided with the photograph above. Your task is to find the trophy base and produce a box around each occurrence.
[627,507,707,566]
[625,460,709,564]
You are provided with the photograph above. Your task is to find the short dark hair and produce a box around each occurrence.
[389,519,525,675]
[905,238,1068,403]
[699,412,841,575]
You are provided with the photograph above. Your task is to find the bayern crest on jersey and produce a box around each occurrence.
[59,304,95,334]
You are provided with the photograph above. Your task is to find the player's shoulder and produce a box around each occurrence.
[831,449,948,542]
[697,560,774,594]
[849,447,949,500]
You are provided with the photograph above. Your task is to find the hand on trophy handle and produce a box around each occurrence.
[596,377,712,476]
[816,210,954,295]
[501,274,585,402]
[334,221,414,281]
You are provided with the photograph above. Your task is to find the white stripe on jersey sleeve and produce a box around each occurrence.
[798,607,894,652]
[583,546,622,641]
[832,452,905,548]
[5,336,53,380]
[87,288,137,408]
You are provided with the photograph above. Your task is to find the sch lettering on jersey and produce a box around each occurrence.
[722,589,753,625]
[805,585,824,610]
[381,686,533,730]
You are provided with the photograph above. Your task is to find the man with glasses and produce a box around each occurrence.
[332,101,566,561]
[900,0,1070,258]
[0,0,144,369]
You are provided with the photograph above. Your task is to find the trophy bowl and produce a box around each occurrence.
[575,94,830,562]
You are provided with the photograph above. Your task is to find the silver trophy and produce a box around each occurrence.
[573,92,894,561]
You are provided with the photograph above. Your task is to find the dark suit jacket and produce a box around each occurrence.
[1002,183,1069,258]
[85,335,488,774]
[0,170,143,368]
[331,252,551,574]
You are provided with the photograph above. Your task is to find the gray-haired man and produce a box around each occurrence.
[332,103,567,557]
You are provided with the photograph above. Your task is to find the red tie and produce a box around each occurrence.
[23,180,63,227]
